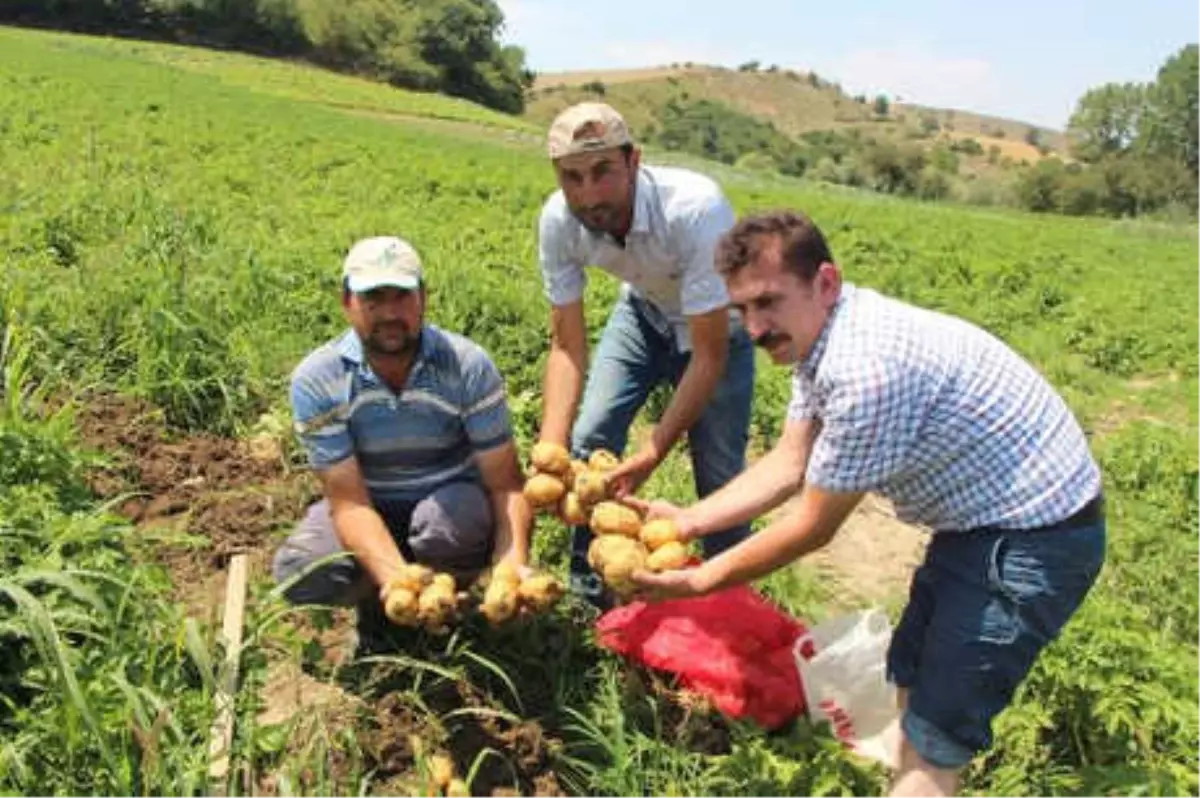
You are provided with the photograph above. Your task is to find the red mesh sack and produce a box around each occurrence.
[594,585,809,730]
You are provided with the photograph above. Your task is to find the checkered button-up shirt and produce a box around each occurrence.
[789,284,1101,532]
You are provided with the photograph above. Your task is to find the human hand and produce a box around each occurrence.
[606,447,661,497]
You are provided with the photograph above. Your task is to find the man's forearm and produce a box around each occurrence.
[331,504,406,588]
[698,505,840,593]
[683,442,806,538]
[649,354,724,459]
[539,345,585,446]
[491,487,532,566]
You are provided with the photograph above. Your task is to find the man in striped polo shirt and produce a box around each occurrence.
[633,211,1106,795]
[272,236,531,649]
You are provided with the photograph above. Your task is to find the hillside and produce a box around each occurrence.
[527,65,1066,172]
[1,24,1197,798]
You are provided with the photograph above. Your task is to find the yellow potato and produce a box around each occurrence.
[431,572,457,593]
[588,449,620,472]
[388,563,434,594]
[590,501,642,538]
[566,459,589,489]
[531,441,571,475]
[573,469,610,505]
[523,473,566,507]
[491,561,522,588]
[518,572,564,612]
[587,533,639,572]
[646,541,690,572]
[429,754,455,790]
[384,587,419,626]
[418,583,456,620]
[559,492,590,525]
[480,583,519,625]
[446,778,470,797]
[639,519,681,550]
[599,542,649,596]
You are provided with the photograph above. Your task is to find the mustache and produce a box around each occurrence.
[753,333,790,350]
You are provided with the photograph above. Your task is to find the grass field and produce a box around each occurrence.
[1,25,1197,797]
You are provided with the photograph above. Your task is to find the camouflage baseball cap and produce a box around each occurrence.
[546,102,633,160]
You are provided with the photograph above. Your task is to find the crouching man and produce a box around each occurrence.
[272,236,531,651]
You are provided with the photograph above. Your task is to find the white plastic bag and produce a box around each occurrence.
[794,608,902,769]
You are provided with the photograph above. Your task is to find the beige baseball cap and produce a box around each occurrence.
[547,102,634,160]
[342,236,423,293]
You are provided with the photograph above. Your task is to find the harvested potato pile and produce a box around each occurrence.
[522,443,620,525]
[383,564,462,634]
[587,515,695,598]
[479,561,565,624]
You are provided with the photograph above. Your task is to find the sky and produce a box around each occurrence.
[496,0,1197,130]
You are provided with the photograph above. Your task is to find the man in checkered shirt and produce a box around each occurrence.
[633,210,1106,796]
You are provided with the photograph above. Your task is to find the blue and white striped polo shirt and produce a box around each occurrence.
[291,325,512,503]
[789,283,1101,532]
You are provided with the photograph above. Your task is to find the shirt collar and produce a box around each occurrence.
[798,283,854,379]
[336,326,435,382]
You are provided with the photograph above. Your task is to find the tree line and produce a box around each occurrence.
[1,0,533,113]
[1018,43,1197,218]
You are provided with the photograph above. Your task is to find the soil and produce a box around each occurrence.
[73,394,318,612]
[72,393,569,796]
[772,493,929,610]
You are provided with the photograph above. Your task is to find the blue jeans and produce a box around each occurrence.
[886,499,1107,769]
[570,293,755,576]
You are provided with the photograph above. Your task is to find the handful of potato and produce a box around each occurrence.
[522,442,620,524]
[383,564,462,634]
[587,508,693,599]
[479,561,565,625]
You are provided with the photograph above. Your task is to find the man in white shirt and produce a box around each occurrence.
[535,102,755,605]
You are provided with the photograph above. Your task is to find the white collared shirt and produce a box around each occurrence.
[537,165,737,351]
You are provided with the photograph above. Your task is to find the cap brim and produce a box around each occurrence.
[347,274,420,293]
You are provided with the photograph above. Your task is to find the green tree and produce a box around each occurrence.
[1138,43,1198,176]
[1067,82,1147,162]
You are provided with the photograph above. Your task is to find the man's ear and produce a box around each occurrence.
[816,261,842,306]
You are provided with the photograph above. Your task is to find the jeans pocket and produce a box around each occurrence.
[986,536,1021,605]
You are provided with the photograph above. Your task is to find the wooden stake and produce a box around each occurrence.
[208,554,248,796]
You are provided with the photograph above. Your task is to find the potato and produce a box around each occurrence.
[429,754,455,791]
[480,576,519,624]
[639,519,681,550]
[590,501,642,538]
[523,473,566,507]
[518,572,564,612]
[384,586,419,626]
[588,449,620,472]
[573,469,610,505]
[587,533,639,572]
[647,541,690,572]
[566,459,589,489]
[388,563,434,594]
[491,561,522,588]
[446,778,470,797]
[431,572,457,593]
[599,542,648,596]
[559,492,590,525]
[530,441,571,475]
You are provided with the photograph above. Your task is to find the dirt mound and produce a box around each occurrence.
[74,393,317,595]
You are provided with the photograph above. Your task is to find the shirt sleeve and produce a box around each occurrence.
[291,364,353,471]
[677,194,736,317]
[805,360,926,493]
[787,366,819,421]
[538,198,587,307]
[459,348,514,453]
